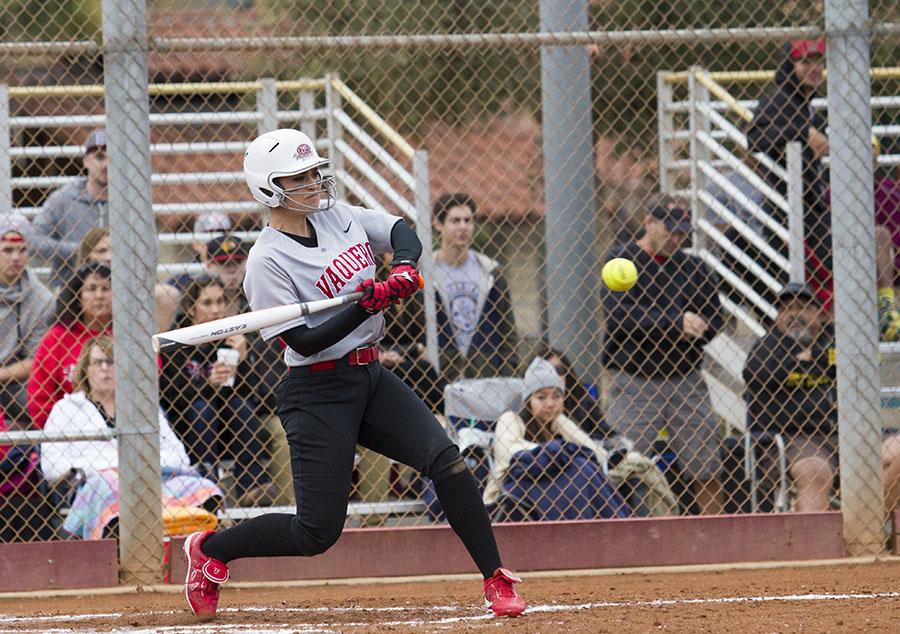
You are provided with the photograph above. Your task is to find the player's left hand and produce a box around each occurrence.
[356,278,392,313]
[387,264,420,300]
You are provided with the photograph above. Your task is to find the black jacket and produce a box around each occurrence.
[601,241,724,378]
[742,327,836,436]
[745,43,830,252]
[159,339,263,440]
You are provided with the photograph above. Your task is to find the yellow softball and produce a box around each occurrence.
[602,258,638,292]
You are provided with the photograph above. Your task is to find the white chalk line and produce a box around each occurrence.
[1,591,899,633]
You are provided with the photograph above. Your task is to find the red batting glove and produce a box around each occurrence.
[387,264,420,300]
[356,278,392,314]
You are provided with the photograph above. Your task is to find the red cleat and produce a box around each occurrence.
[183,530,229,618]
[483,567,526,617]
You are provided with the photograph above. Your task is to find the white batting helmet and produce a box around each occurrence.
[243,128,335,212]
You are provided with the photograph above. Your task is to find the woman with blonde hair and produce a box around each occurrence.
[41,335,223,539]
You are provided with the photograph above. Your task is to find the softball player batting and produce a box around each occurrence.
[182,128,526,618]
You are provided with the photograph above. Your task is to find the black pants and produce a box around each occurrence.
[202,360,502,576]
[278,361,456,553]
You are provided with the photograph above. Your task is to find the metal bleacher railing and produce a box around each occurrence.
[656,66,900,437]
[0,76,435,523]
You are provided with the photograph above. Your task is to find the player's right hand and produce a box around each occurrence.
[387,264,420,299]
[356,278,392,313]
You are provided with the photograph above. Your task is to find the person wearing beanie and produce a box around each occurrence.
[481,357,614,515]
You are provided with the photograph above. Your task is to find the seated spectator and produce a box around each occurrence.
[0,409,53,542]
[482,357,628,521]
[31,128,108,289]
[165,214,233,291]
[873,141,900,283]
[0,214,54,426]
[533,342,611,440]
[743,282,900,513]
[167,234,248,315]
[27,262,113,429]
[75,227,181,332]
[159,275,275,507]
[41,336,223,539]
[431,192,518,379]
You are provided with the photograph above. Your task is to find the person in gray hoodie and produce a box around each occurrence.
[31,128,109,289]
[0,213,54,425]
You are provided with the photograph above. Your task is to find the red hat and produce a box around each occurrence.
[790,39,826,60]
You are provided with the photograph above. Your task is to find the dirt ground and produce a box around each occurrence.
[1,559,899,633]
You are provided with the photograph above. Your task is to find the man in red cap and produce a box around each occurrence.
[747,40,900,337]
[0,214,54,425]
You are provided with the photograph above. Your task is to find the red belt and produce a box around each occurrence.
[304,345,380,373]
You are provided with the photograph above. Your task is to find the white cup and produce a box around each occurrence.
[216,347,240,387]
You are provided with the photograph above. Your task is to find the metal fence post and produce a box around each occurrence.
[786,142,805,284]
[656,72,675,195]
[540,0,600,381]
[299,80,317,142]
[825,0,884,556]
[101,0,163,584]
[688,67,711,253]
[413,149,439,371]
[325,74,347,201]
[257,77,279,135]
[0,84,10,216]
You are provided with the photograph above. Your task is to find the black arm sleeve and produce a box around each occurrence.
[279,303,372,357]
[389,220,422,266]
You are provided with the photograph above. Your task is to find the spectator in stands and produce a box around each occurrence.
[41,335,223,539]
[165,213,233,292]
[872,138,900,282]
[743,282,900,514]
[482,357,628,521]
[746,40,900,332]
[0,214,54,426]
[32,128,108,289]
[431,192,518,380]
[205,235,250,317]
[27,262,112,429]
[75,228,181,332]
[602,193,725,515]
[159,275,276,507]
[533,342,611,440]
[168,234,248,317]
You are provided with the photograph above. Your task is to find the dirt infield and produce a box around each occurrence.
[1,559,899,633]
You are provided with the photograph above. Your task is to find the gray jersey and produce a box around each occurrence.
[243,200,400,367]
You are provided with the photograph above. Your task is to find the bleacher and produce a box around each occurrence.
[657,66,900,434]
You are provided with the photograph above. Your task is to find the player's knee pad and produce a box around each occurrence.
[427,444,467,485]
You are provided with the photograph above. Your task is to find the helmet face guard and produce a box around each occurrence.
[271,169,336,213]
[244,129,337,213]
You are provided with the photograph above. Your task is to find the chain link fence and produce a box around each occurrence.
[0,0,898,580]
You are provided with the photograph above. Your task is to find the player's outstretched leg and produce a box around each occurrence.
[183,530,230,618]
[483,567,526,617]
